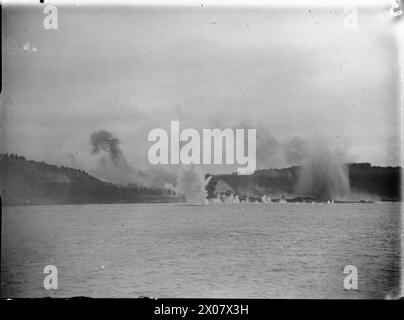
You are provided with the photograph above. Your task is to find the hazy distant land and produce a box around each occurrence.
[0,153,401,206]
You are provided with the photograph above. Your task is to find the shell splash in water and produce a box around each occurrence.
[175,165,211,205]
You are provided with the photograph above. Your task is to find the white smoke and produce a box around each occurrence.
[175,165,210,205]
[296,138,351,201]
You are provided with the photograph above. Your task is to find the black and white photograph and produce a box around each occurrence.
[0,0,403,303]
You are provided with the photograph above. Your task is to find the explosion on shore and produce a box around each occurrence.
[175,165,210,205]
[296,139,351,201]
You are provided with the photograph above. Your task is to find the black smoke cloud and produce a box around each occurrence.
[87,125,353,201]
[89,130,141,184]
[89,129,176,187]
[90,130,123,164]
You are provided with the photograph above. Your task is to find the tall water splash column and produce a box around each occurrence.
[175,165,210,205]
[296,141,351,201]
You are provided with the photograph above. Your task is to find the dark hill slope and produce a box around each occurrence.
[0,154,179,206]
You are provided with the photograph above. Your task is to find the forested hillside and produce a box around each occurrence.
[0,154,181,206]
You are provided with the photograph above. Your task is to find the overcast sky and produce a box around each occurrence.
[1,4,401,178]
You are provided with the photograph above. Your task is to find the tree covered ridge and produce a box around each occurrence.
[0,153,181,206]
[0,154,401,206]
[206,163,401,201]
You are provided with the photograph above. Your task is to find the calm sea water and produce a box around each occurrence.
[1,202,401,298]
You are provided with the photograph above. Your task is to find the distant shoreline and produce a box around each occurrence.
[1,154,401,207]
[2,199,401,208]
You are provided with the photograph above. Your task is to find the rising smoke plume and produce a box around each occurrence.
[244,123,353,200]
[175,165,210,204]
[89,129,177,187]
[90,130,123,164]
[295,138,351,201]
[89,130,144,184]
[88,126,354,202]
